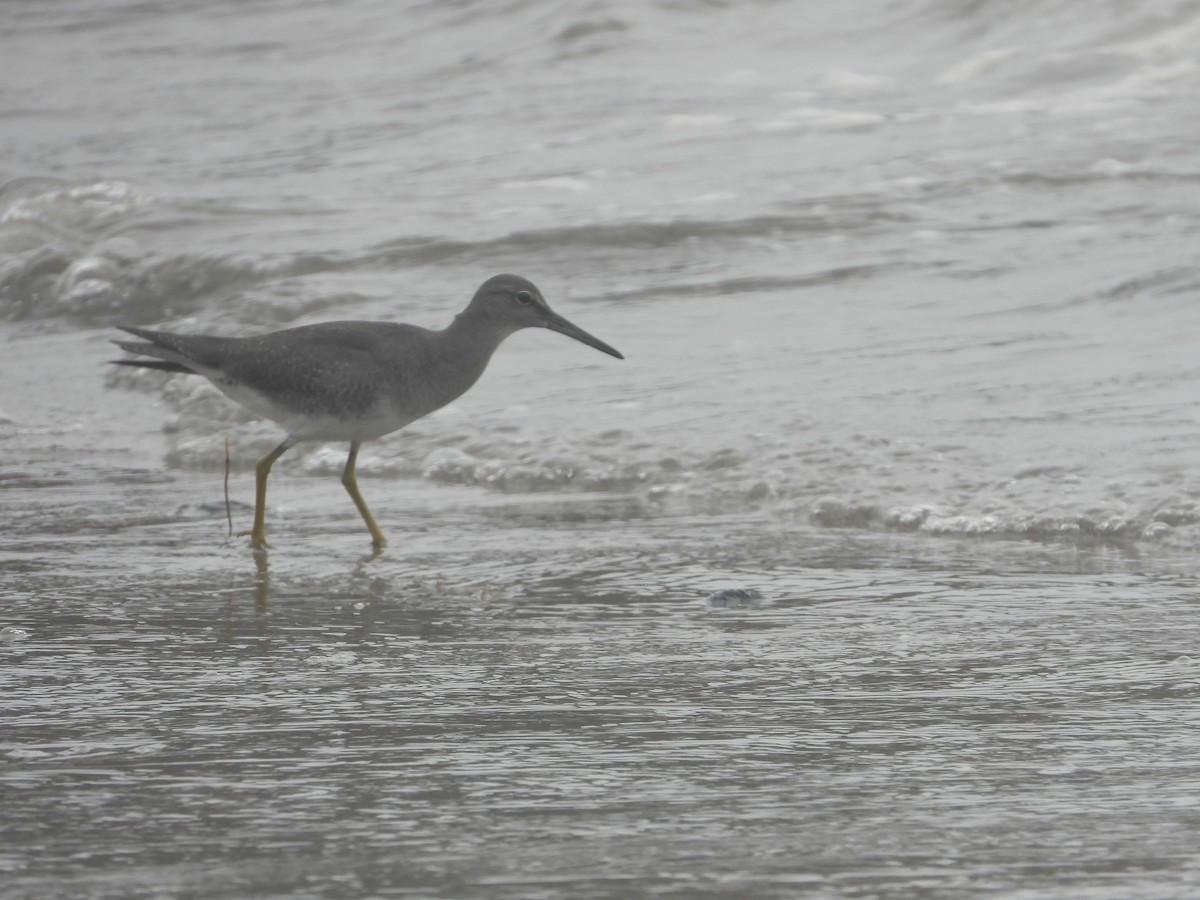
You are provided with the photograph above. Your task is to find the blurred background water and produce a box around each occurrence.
[3,0,1200,897]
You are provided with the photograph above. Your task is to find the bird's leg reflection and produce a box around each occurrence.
[360,542,386,564]
[252,546,270,612]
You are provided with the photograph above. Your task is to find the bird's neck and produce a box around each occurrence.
[433,312,517,392]
[442,311,517,360]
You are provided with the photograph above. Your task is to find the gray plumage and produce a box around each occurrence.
[112,274,623,442]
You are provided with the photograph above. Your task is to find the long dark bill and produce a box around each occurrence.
[543,312,624,359]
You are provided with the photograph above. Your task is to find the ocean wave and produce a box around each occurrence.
[368,208,898,264]
[20,154,1189,326]
[0,179,361,322]
[0,240,298,322]
[2,175,911,322]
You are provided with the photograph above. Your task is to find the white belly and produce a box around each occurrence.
[215,380,414,443]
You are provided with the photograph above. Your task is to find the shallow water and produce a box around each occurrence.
[5,0,1200,896]
[6,493,1200,898]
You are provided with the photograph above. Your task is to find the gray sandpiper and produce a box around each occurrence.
[111,274,624,550]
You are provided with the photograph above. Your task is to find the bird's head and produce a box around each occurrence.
[465,274,624,359]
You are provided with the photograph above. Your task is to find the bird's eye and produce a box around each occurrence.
[515,290,534,305]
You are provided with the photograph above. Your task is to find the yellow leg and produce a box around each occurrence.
[342,441,387,548]
[246,439,292,550]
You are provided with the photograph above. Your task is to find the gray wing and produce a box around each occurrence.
[115,321,432,419]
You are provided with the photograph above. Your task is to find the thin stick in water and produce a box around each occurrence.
[224,436,233,537]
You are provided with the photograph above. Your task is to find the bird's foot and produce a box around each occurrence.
[237,528,272,551]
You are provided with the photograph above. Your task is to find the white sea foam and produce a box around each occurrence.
[757,106,886,132]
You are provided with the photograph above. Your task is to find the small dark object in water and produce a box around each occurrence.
[705,588,765,608]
